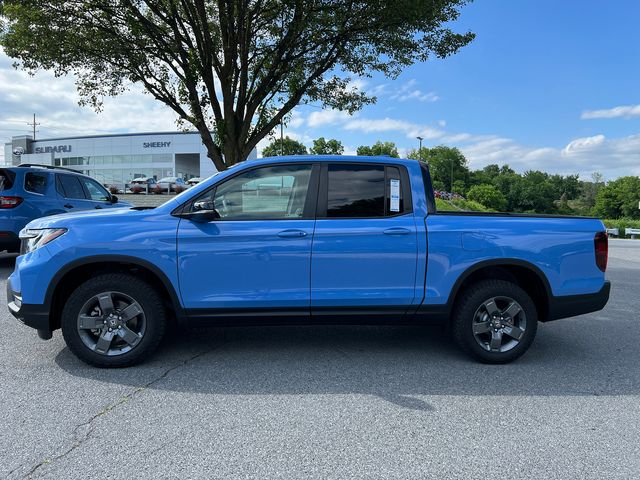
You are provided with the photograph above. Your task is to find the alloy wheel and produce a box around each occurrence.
[472,296,527,353]
[76,291,146,356]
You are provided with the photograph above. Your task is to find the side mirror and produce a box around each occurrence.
[177,199,220,222]
[193,200,214,211]
[110,195,118,204]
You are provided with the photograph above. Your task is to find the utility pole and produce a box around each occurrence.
[27,113,40,140]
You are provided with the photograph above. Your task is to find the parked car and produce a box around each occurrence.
[128,177,158,193]
[157,176,186,192]
[186,177,202,186]
[8,156,610,367]
[0,164,130,253]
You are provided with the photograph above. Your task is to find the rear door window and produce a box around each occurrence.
[324,164,410,218]
[25,172,49,195]
[327,164,385,218]
[57,174,87,199]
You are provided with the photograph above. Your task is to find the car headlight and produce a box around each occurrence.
[19,228,67,254]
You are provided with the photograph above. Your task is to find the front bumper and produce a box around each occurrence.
[547,280,611,321]
[7,279,51,333]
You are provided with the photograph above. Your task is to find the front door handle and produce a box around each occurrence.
[278,229,307,238]
[64,204,74,209]
[383,227,411,235]
[95,205,102,209]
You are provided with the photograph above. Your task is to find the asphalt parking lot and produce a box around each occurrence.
[1,239,639,479]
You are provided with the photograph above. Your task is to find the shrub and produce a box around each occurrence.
[467,184,507,211]
[174,185,186,194]
[151,184,164,194]
[602,218,640,237]
[108,185,119,195]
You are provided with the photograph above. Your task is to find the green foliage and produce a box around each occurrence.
[357,141,399,157]
[261,136,307,157]
[451,198,492,212]
[593,176,640,219]
[435,198,457,211]
[408,145,468,192]
[467,184,507,211]
[578,172,605,211]
[602,218,640,237]
[310,137,344,155]
[0,0,474,170]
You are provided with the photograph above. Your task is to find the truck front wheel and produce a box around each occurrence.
[452,279,538,363]
[61,273,167,367]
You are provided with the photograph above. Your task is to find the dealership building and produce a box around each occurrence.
[3,131,257,187]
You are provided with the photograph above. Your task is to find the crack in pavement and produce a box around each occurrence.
[20,346,217,479]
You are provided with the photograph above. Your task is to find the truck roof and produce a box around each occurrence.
[255,155,411,165]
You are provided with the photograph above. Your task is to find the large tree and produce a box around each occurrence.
[592,176,640,219]
[408,145,469,192]
[357,141,399,158]
[0,1,474,171]
[262,136,307,156]
[310,137,344,155]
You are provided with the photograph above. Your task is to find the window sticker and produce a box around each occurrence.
[390,178,400,212]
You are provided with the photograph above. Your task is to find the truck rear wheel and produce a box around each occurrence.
[452,279,537,363]
[61,273,166,367]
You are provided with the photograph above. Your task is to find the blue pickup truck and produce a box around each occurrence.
[7,156,610,367]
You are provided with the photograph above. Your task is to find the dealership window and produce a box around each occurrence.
[24,172,48,195]
[193,164,312,220]
[326,164,385,217]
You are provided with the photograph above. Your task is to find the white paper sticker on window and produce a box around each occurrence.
[390,178,400,212]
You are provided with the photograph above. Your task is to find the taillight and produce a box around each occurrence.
[594,231,608,272]
[0,196,23,209]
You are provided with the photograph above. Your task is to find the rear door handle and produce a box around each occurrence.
[64,204,74,209]
[94,205,102,209]
[383,227,411,236]
[278,229,307,238]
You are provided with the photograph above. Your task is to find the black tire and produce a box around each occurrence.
[61,273,166,367]
[452,279,538,364]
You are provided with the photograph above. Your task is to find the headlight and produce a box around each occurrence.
[19,228,67,254]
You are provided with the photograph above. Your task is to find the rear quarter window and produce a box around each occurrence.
[0,169,16,190]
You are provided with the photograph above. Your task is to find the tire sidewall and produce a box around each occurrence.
[61,274,166,367]
[453,279,538,363]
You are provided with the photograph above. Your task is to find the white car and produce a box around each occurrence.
[157,177,187,192]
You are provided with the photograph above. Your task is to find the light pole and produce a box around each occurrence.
[416,136,423,153]
[450,159,454,193]
[280,119,284,156]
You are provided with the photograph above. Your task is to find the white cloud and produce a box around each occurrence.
[458,133,640,179]
[287,111,305,129]
[306,109,351,128]
[344,117,444,140]
[389,79,439,103]
[0,50,178,155]
[581,104,640,120]
[563,135,606,154]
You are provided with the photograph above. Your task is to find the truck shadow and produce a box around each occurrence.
[54,313,640,410]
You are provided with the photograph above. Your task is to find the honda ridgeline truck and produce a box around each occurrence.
[7,156,610,367]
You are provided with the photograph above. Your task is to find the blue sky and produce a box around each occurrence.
[1,0,639,178]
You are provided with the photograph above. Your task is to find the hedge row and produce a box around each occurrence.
[603,218,640,237]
